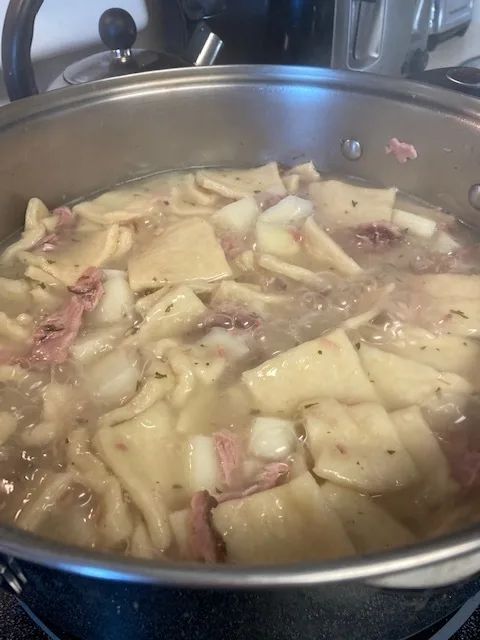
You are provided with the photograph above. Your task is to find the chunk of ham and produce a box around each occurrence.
[354,221,403,249]
[385,138,418,163]
[442,429,480,489]
[216,462,290,503]
[28,297,85,365]
[33,206,76,252]
[53,206,75,230]
[17,267,103,367]
[219,232,247,259]
[188,462,290,562]
[214,430,243,487]
[67,266,104,311]
[34,233,59,252]
[256,193,284,211]
[189,490,226,563]
[452,450,480,488]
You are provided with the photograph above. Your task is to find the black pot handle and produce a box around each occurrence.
[1,0,44,101]
[410,66,480,98]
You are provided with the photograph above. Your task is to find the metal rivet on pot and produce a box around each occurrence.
[341,139,362,161]
[468,184,480,210]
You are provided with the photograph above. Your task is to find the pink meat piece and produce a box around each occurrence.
[34,206,76,252]
[22,267,104,366]
[67,266,104,311]
[385,138,418,163]
[219,233,246,259]
[27,296,85,365]
[256,193,285,211]
[52,206,75,230]
[33,233,60,252]
[189,490,226,563]
[354,221,403,249]
[451,450,480,488]
[214,430,243,488]
[442,429,480,489]
[216,462,290,503]
[0,347,27,365]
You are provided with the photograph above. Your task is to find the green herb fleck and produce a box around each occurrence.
[355,342,361,350]
[450,309,468,319]
[317,350,323,355]
[387,450,396,455]
[164,303,174,313]
[154,372,167,379]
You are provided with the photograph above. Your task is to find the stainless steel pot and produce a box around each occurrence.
[1,65,480,639]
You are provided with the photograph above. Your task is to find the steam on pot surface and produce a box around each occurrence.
[0,161,479,565]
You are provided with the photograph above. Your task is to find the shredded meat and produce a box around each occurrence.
[34,233,59,252]
[214,430,243,488]
[219,233,247,259]
[257,193,284,211]
[22,267,104,366]
[52,206,75,230]
[217,462,290,503]
[34,206,76,252]
[443,430,480,489]
[189,490,226,563]
[28,297,85,365]
[67,266,104,311]
[354,221,403,249]
[385,138,418,163]
[453,450,480,488]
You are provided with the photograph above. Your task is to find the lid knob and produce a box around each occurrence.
[98,8,137,52]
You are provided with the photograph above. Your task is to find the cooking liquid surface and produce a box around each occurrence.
[0,162,479,565]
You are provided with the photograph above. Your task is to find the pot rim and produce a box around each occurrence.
[1,522,480,588]
[1,64,479,128]
[1,65,479,587]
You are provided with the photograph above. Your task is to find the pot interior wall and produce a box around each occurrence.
[0,66,478,243]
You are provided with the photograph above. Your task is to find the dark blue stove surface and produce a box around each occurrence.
[1,589,480,640]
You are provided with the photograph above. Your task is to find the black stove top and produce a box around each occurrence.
[1,589,480,640]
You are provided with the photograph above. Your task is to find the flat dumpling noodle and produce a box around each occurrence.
[0,161,479,564]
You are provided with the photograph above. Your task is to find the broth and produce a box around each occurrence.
[0,161,479,564]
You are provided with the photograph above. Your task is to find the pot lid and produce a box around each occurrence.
[63,7,187,86]
[63,49,186,85]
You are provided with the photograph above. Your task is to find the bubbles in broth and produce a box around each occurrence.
[0,161,479,565]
